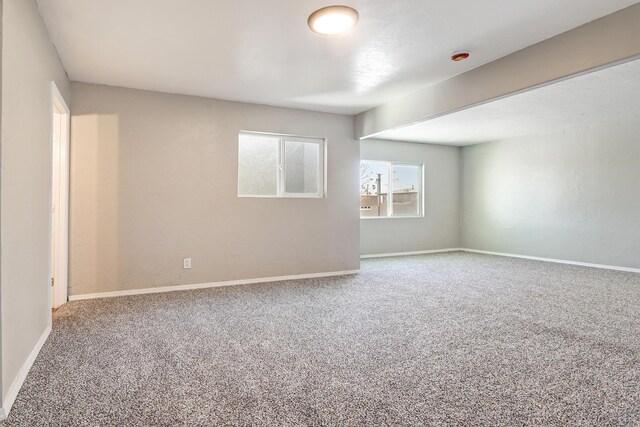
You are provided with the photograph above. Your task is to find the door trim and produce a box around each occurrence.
[50,82,70,309]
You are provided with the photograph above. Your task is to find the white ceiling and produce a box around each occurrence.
[36,0,638,114]
[373,58,640,146]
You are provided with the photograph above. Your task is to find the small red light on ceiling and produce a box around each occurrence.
[451,52,470,62]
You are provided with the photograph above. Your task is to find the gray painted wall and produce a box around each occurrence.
[69,83,360,296]
[360,139,461,255]
[462,116,640,269]
[1,0,70,403]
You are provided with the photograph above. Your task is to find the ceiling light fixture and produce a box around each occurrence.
[308,5,359,35]
[451,52,470,62]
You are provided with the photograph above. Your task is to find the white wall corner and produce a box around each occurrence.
[1,325,52,420]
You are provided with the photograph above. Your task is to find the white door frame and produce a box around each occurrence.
[50,82,70,309]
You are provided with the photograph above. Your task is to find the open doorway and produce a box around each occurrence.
[51,82,70,310]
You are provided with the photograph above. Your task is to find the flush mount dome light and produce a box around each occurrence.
[308,5,359,35]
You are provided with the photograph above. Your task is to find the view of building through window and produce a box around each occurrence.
[360,161,422,218]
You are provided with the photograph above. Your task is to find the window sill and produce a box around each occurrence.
[238,194,325,199]
[360,215,424,220]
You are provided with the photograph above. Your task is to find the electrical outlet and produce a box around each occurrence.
[183,258,192,269]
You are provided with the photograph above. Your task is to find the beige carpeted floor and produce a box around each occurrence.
[2,252,639,426]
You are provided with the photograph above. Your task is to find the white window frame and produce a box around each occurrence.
[238,131,326,199]
[360,160,424,219]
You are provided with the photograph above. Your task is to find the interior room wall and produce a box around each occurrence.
[0,0,70,406]
[461,115,640,269]
[69,83,360,296]
[360,139,461,255]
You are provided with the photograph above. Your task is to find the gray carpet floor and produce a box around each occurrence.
[2,252,639,426]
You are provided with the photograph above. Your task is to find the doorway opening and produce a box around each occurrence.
[51,82,70,310]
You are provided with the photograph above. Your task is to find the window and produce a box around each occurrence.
[238,132,325,198]
[360,160,423,218]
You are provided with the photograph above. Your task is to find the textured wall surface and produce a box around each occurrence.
[360,139,461,255]
[1,0,70,402]
[462,116,640,269]
[69,83,360,296]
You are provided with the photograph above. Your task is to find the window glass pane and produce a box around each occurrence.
[360,161,389,217]
[391,164,421,216]
[238,134,279,196]
[284,140,320,194]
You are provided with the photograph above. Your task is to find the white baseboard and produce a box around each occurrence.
[361,248,462,259]
[1,324,52,421]
[461,249,640,273]
[69,269,361,301]
[67,249,638,301]
[359,246,639,273]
